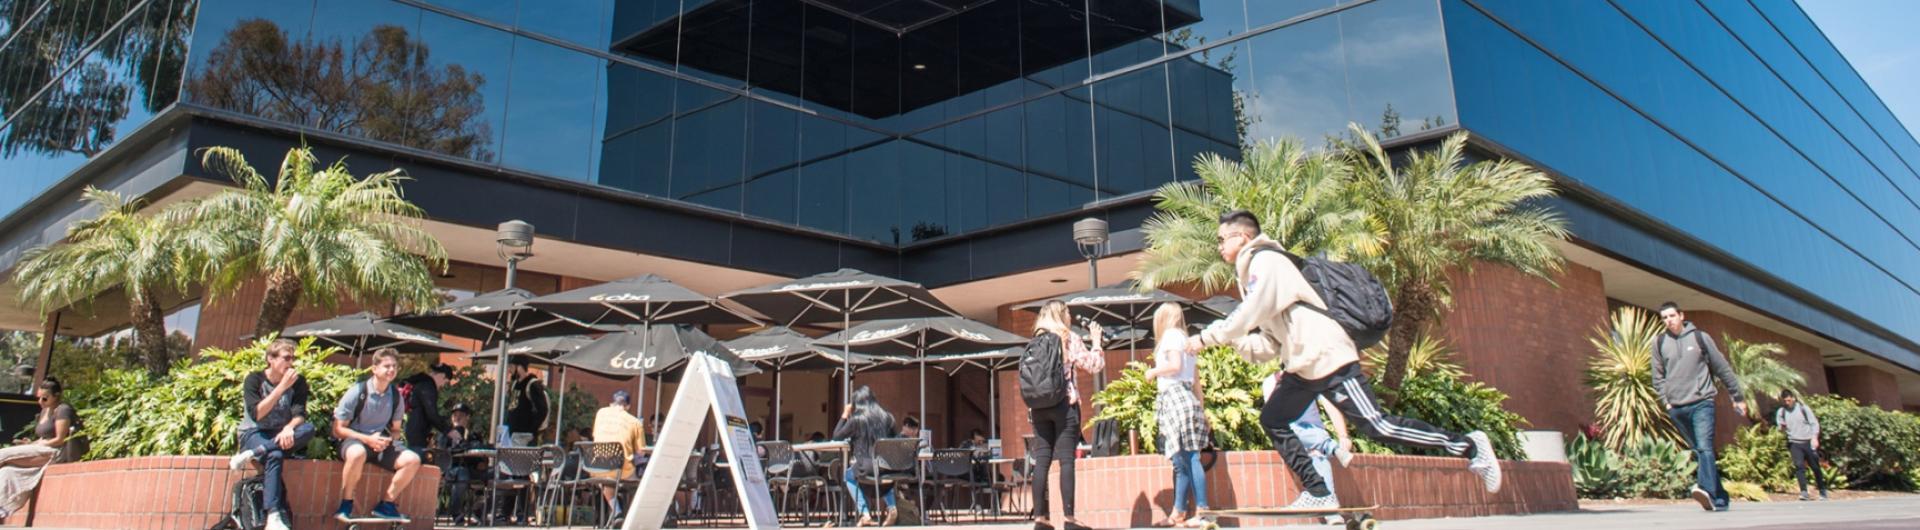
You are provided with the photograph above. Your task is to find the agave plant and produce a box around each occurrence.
[1585,306,1677,448]
[1720,335,1805,419]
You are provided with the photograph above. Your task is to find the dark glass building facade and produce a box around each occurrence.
[1,0,1916,379]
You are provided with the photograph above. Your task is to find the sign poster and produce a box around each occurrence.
[623,353,781,530]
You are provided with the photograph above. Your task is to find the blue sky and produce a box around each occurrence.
[1800,0,1920,138]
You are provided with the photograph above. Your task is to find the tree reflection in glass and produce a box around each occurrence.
[184,19,495,161]
[0,0,195,157]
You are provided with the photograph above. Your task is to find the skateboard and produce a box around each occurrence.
[1197,505,1380,530]
[336,515,410,530]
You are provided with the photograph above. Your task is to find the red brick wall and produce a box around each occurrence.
[1046,452,1576,527]
[3,456,440,530]
[1831,366,1903,411]
[1439,263,1607,436]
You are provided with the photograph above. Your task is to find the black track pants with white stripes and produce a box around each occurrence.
[1260,362,1472,496]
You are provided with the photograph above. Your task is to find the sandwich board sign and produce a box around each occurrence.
[623,352,780,530]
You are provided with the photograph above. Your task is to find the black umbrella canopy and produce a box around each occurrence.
[1015,280,1222,327]
[1197,295,1240,319]
[922,347,1024,374]
[552,325,760,381]
[387,288,596,343]
[720,268,957,326]
[813,317,1028,357]
[281,312,464,355]
[524,274,754,327]
[470,336,596,366]
[726,327,891,372]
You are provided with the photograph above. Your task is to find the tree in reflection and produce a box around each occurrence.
[185,19,494,161]
[0,0,194,157]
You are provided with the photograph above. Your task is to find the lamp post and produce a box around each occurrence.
[1073,217,1108,387]
[492,220,534,444]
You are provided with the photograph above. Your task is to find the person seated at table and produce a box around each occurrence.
[835,386,900,527]
[960,428,996,483]
[229,340,310,530]
[751,421,766,442]
[900,416,927,451]
[0,377,84,520]
[331,349,423,522]
[441,403,481,526]
[808,432,828,443]
[593,390,647,524]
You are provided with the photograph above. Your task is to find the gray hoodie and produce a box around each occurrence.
[1775,403,1820,443]
[1649,323,1744,408]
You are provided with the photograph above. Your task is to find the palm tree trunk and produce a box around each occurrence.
[129,288,171,375]
[254,271,306,339]
[1379,283,1437,398]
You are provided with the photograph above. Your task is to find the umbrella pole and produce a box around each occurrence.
[554,367,569,446]
[492,331,514,446]
[842,291,852,412]
[774,368,782,440]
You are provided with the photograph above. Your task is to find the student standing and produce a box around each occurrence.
[1020,300,1104,530]
[1144,303,1209,527]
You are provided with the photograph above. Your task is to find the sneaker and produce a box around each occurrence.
[1062,521,1092,530]
[1334,446,1354,467]
[1799,491,1812,501]
[1689,486,1712,511]
[1465,431,1503,493]
[371,500,407,521]
[228,449,256,471]
[265,511,290,530]
[1322,514,1342,525]
[1282,492,1338,511]
[335,499,355,522]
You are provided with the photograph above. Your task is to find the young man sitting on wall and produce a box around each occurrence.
[331,348,424,522]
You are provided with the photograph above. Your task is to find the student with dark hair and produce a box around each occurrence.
[505,357,549,447]
[331,349,423,522]
[229,339,311,530]
[834,386,900,527]
[1652,302,1745,512]
[402,363,455,454]
[0,376,81,519]
[1774,391,1827,501]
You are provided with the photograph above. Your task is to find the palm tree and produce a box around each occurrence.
[182,146,449,337]
[12,188,197,374]
[1720,335,1805,419]
[1134,138,1382,293]
[1342,125,1569,394]
[1584,306,1677,449]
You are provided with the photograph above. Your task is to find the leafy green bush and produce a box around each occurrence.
[1723,480,1769,502]
[1720,425,1795,492]
[1804,394,1920,490]
[1091,345,1277,454]
[1568,433,1623,498]
[1566,432,1695,499]
[1364,337,1529,460]
[72,336,362,460]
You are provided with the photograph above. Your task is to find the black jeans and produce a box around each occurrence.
[1788,441,1829,494]
[1260,362,1470,496]
[1028,402,1081,519]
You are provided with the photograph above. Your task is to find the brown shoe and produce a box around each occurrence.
[881,508,899,527]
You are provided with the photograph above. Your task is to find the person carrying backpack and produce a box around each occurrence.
[1020,300,1104,530]
[1186,210,1502,511]
[1773,390,1828,501]
[330,348,423,522]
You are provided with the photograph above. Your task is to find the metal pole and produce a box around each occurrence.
[554,367,569,446]
[1089,257,1105,390]
[490,257,520,445]
[774,368,783,440]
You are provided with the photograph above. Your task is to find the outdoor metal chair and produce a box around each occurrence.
[925,448,988,522]
[487,447,546,525]
[856,438,923,521]
[562,441,635,528]
[809,448,850,526]
[759,441,828,526]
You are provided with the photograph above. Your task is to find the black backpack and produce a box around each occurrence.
[1264,249,1394,350]
[223,474,268,530]
[1019,332,1068,409]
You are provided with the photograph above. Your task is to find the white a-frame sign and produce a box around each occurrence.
[623,352,780,530]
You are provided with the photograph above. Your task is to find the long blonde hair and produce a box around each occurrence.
[1033,300,1072,338]
[1151,302,1187,341]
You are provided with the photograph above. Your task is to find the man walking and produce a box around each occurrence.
[230,339,315,530]
[332,348,424,522]
[1188,210,1501,510]
[1774,391,1828,501]
[1651,302,1746,512]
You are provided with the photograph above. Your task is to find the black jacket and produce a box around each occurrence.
[402,373,451,448]
[505,374,549,434]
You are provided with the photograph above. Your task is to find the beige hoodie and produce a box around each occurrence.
[1196,235,1359,380]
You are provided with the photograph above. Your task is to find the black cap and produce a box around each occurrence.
[429,363,454,377]
[450,403,472,414]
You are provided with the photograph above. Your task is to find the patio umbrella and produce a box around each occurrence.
[813,317,1028,439]
[388,288,596,443]
[1197,295,1241,323]
[471,335,596,444]
[726,326,889,437]
[552,325,760,381]
[920,347,1024,439]
[722,268,957,405]
[527,274,757,425]
[1015,280,1222,355]
[280,312,464,366]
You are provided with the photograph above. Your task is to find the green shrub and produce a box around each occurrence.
[1804,394,1920,490]
[1567,432,1694,499]
[72,336,362,460]
[1364,336,1529,460]
[1568,433,1622,498]
[1723,480,1769,502]
[1720,425,1796,492]
[1091,345,1278,454]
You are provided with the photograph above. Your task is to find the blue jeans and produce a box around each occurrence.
[1169,450,1209,514]
[1668,400,1728,508]
[238,422,317,517]
[843,466,895,515]
[1292,422,1338,496]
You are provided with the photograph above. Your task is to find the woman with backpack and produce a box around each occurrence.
[1143,303,1211,527]
[834,385,900,526]
[1021,300,1104,530]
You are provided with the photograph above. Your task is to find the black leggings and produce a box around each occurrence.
[1029,402,1081,518]
[1788,441,1829,493]
[1261,362,1470,496]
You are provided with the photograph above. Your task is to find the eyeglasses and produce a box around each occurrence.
[271,354,296,361]
[35,396,49,403]
[1216,232,1248,245]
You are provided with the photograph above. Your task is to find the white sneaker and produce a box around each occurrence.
[1466,431,1502,493]
[229,449,256,471]
[1334,446,1354,467]
[265,511,291,530]
[1282,492,1338,511]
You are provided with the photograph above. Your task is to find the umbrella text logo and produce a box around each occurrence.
[610,350,658,371]
[735,346,788,357]
[774,280,871,292]
[293,328,341,336]
[851,324,913,343]
[590,293,653,302]
[1066,294,1152,304]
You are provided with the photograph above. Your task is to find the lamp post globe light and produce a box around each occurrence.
[1073,217,1108,287]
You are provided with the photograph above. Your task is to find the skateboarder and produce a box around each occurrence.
[1188,210,1502,511]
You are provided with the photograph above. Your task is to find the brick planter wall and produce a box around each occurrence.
[1,456,440,530]
[1034,452,1575,528]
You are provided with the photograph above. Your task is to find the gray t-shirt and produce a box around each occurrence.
[333,380,401,436]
